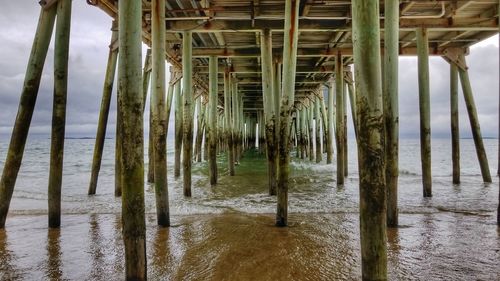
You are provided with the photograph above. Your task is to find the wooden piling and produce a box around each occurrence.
[416,27,432,197]
[165,69,176,133]
[384,0,399,227]
[224,71,235,176]
[48,0,72,228]
[327,84,334,164]
[174,80,183,178]
[194,97,204,162]
[352,0,387,279]
[276,0,300,227]
[208,56,219,185]
[335,53,345,185]
[182,31,193,197]
[115,91,123,197]
[347,80,358,140]
[273,61,282,127]
[301,107,307,159]
[118,0,147,278]
[457,54,492,183]
[88,21,118,195]
[315,96,322,163]
[147,71,155,184]
[151,0,169,226]
[0,5,56,228]
[203,117,209,161]
[238,94,244,160]
[257,111,263,151]
[232,79,240,164]
[450,64,460,184]
[142,50,154,184]
[343,87,348,177]
[308,105,314,161]
[142,50,152,112]
[319,94,328,154]
[294,109,299,156]
[260,29,278,195]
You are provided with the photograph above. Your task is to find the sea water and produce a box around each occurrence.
[0,137,498,280]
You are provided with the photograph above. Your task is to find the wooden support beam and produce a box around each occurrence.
[142,49,152,112]
[118,0,147,278]
[300,107,307,159]
[318,92,328,155]
[417,27,432,198]
[343,83,348,177]
[276,0,300,227]
[88,21,118,195]
[457,54,492,183]
[189,46,453,58]
[400,1,415,14]
[194,97,204,162]
[450,63,460,184]
[231,77,239,167]
[384,0,399,228]
[315,96,322,163]
[174,80,183,177]
[335,53,345,186]
[307,104,314,161]
[300,0,313,17]
[194,65,335,74]
[238,88,244,159]
[115,88,123,196]
[326,83,334,164]
[352,0,387,279]
[345,72,358,139]
[260,29,278,196]
[444,1,474,18]
[165,75,175,135]
[182,31,194,197]
[166,18,498,32]
[0,5,57,228]
[208,56,219,185]
[295,109,301,158]
[151,0,170,226]
[224,70,235,176]
[48,0,72,229]
[144,50,154,184]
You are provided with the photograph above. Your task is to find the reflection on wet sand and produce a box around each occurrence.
[88,213,105,280]
[46,229,62,280]
[0,229,22,280]
[0,213,498,280]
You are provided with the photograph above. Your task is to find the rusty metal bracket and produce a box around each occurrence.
[442,47,468,71]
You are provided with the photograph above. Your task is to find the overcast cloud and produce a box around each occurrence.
[0,1,498,139]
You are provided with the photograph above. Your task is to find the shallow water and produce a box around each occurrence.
[0,213,498,280]
[0,138,499,280]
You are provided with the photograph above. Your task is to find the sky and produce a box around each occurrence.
[0,1,498,139]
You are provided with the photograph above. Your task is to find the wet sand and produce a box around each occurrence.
[0,212,498,280]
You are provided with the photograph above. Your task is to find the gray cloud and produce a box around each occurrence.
[0,2,498,141]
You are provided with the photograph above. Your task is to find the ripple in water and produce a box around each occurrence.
[0,138,498,279]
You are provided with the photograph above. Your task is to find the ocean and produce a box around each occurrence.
[0,137,498,280]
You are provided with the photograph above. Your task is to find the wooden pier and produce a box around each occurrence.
[0,0,499,280]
